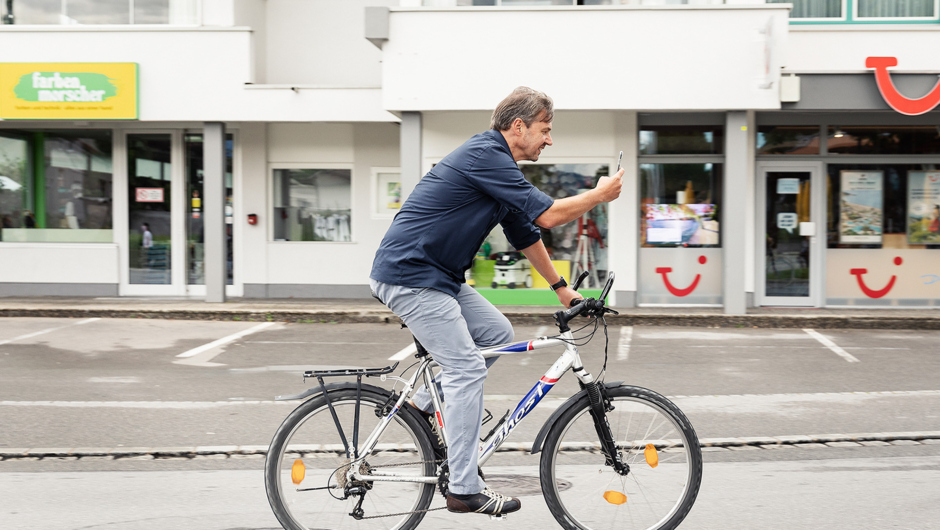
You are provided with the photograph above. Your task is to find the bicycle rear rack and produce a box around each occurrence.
[299,363,400,460]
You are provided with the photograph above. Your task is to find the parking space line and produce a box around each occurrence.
[173,322,277,367]
[0,318,99,346]
[617,326,633,361]
[389,343,417,361]
[803,329,860,363]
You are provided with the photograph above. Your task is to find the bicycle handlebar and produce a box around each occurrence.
[553,271,618,332]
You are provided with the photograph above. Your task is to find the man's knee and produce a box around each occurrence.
[476,316,513,347]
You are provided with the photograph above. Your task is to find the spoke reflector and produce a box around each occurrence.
[603,490,627,505]
[291,459,305,485]
[645,443,659,468]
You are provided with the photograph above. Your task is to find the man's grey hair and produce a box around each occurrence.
[490,87,554,131]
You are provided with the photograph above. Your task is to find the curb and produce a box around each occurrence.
[3,432,939,460]
[3,308,940,329]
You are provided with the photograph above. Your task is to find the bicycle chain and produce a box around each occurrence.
[343,458,446,520]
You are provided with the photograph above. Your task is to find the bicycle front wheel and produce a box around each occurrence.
[540,385,702,530]
[265,388,437,530]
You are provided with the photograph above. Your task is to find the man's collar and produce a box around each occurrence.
[484,128,512,156]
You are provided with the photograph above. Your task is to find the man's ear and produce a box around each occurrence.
[512,118,526,136]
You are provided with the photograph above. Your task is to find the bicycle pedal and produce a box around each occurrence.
[489,514,507,521]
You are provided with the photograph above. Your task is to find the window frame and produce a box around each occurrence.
[268,162,355,244]
[853,0,939,21]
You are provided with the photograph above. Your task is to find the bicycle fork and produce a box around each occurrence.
[583,379,630,476]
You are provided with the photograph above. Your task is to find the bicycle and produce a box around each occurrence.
[265,271,703,530]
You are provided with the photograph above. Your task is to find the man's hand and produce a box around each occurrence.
[593,168,624,203]
[555,286,583,309]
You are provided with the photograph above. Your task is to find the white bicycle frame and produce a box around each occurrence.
[350,329,597,485]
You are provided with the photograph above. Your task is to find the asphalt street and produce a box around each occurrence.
[1,317,939,529]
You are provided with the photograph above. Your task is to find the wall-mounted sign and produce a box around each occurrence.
[865,57,940,116]
[907,171,940,244]
[0,63,138,120]
[136,188,164,203]
[839,171,883,244]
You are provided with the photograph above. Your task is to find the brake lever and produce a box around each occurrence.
[605,308,619,315]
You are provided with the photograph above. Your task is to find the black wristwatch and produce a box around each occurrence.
[550,276,568,292]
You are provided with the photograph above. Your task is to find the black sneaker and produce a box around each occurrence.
[406,402,446,460]
[446,487,521,515]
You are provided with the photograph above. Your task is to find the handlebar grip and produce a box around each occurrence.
[571,271,589,291]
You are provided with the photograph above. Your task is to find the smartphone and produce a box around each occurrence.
[616,150,623,172]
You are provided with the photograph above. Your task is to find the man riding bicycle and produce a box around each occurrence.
[370,86,623,516]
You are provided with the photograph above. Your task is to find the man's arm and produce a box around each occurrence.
[520,239,582,308]
[535,168,624,229]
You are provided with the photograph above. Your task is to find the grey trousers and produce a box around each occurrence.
[370,279,513,495]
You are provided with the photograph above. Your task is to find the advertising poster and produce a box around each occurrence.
[839,171,883,244]
[375,172,402,216]
[908,171,940,244]
[644,204,719,246]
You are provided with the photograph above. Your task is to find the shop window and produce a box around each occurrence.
[465,163,609,296]
[1,0,198,25]
[827,127,940,156]
[827,164,940,249]
[757,126,821,155]
[768,0,844,19]
[826,164,939,306]
[273,168,352,242]
[640,164,722,248]
[856,0,936,18]
[0,129,113,243]
[640,126,723,156]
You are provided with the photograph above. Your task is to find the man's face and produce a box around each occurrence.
[519,119,553,162]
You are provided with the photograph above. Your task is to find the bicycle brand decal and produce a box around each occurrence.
[850,256,902,298]
[481,376,556,455]
[494,340,535,353]
[656,255,706,297]
[866,57,940,116]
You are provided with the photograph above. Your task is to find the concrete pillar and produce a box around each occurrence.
[723,111,748,314]
[610,111,638,307]
[204,122,226,303]
[400,112,422,199]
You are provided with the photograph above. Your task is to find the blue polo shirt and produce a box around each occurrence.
[370,129,555,298]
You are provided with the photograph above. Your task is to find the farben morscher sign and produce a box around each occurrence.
[0,63,138,120]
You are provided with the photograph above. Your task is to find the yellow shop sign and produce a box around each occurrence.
[0,63,138,120]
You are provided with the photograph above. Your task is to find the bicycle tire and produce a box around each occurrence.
[265,388,437,530]
[540,385,702,530]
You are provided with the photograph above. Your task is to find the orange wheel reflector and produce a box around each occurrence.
[291,459,305,485]
[645,443,659,468]
[603,490,627,505]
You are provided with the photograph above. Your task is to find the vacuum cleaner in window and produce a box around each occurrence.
[491,251,533,289]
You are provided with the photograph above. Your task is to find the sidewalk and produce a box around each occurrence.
[1,296,939,329]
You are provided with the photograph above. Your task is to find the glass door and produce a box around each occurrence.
[127,133,174,288]
[183,132,235,295]
[757,163,824,306]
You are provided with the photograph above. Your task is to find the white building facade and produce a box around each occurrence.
[1,0,938,312]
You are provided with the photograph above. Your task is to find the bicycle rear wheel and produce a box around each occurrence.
[540,385,702,530]
[265,388,437,530]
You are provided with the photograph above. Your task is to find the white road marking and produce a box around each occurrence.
[0,318,99,346]
[617,326,633,361]
[3,390,938,409]
[87,377,141,384]
[803,329,861,363]
[173,322,278,367]
[389,343,417,361]
[535,326,548,338]
[245,341,391,345]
